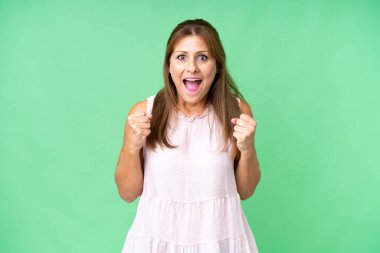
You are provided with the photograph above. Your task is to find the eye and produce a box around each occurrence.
[198,55,208,61]
[176,55,185,60]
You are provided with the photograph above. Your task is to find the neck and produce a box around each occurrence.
[177,98,207,117]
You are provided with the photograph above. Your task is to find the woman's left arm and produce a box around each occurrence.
[231,100,261,200]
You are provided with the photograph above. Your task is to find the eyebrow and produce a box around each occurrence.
[174,50,209,53]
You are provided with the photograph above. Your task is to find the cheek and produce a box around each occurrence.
[170,62,183,74]
[203,62,217,76]
[170,66,183,86]
[204,66,217,80]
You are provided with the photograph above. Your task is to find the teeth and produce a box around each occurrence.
[184,78,201,81]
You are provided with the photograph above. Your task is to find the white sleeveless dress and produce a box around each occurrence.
[121,95,259,253]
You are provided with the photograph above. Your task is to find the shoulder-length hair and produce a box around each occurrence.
[146,19,245,161]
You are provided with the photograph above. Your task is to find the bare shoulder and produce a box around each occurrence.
[238,99,254,117]
[128,99,147,116]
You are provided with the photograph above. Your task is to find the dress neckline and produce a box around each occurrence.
[176,104,211,122]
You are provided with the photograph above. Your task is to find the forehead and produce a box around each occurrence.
[173,35,209,52]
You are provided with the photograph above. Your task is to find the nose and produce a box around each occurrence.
[187,58,199,73]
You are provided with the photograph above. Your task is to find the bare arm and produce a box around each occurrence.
[114,100,151,203]
[233,100,261,200]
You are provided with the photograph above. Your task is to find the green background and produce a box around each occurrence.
[1,0,379,252]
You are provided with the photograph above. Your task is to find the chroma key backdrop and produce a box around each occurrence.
[0,1,379,252]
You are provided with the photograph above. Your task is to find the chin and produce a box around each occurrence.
[184,94,207,104]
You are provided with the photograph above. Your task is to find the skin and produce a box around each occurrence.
[169,35,217,117]
[115,35,260,202]
[231,103,261,200]
[114,103,150,202]
[169,35,260,199]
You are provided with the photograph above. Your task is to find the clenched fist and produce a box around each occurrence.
[231,113,257,155]
[124,111,152,154]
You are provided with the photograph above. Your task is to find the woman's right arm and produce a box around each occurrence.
[114,100,151,203]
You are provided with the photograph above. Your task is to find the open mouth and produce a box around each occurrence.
[182,78,202,93]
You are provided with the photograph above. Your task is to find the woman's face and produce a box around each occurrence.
[169,35,217,106]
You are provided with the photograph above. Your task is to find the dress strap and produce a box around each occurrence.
[236,97,241,110]
[146,95,156,115]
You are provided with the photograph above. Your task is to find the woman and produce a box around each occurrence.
[115,18,261,252]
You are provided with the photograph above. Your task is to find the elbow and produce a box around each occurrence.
[239,188,256,201]
[116,183,142,203]
[118,189,141,203]
[120,193,136,203]
[240,191,253,201]
[239,185,254,200]
[240,172,262,201]
[114,175,141,203]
